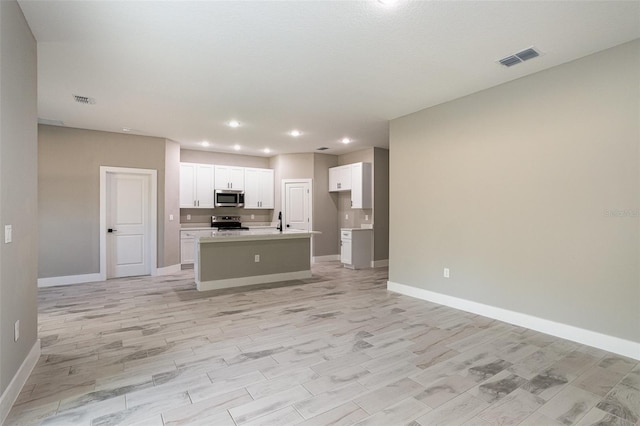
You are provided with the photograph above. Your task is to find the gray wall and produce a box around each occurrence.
[389,40,640,343]
[373,148,389,262]
[313,154,339,256]
[0,0,38,395]
[200,238,310,281]
[38,125,178,278]
[269,153,314,222]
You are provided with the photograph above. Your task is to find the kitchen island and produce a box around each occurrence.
[189,229,315,291]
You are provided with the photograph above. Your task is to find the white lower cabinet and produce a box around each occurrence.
[340,228,372,269]
[180,231,195,264]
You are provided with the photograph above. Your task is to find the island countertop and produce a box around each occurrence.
[187,228,319,243]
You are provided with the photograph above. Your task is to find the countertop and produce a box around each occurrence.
[190,228,319,243]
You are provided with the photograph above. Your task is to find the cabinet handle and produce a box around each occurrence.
[193,200,196,207]
[197,200,200,206]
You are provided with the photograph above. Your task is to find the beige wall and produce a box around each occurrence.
[0,0,38,395]
[389,40,640,343]
[163,140,181,267]
[38,125,177,278]
[269,153,314,221]
[180,149,269,169]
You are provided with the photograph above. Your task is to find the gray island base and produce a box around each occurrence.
[194,229,314,291]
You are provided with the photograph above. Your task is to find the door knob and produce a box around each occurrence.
[108,228,117,233]
[286,224,290,228]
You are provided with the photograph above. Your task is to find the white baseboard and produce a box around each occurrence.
[38,273,104,288]
[0,339,41,425]
[197,270,312,291]
[388,281,640,361]
[313,255,340,263]
[371,259,389,268]
[153,264,181,276]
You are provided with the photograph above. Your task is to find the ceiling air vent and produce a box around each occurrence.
[316,147,329,151]
[73,94,96,105]
[498,46,541,67]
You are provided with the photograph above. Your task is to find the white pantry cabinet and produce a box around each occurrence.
[214,166,245,191]
[329,162,372,209]
[180,163,215,208]
[329,165,352,191]
[244,168,274,209]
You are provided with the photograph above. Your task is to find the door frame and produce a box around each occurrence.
[99,166,158,280]
[281,179,313,255]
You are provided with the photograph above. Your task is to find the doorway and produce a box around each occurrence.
[100,167,157,279]
[282,179,312,232]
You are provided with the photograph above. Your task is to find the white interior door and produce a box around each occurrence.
[107,172,151,278]
[284,181,310,231]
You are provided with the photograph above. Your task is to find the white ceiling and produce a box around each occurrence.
[18,0,640,156]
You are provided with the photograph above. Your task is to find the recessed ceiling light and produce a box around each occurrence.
[122,128,131,132]
[201,141,210,147]
[378,0,398,5]
[290,130,302,137]
[233,144,241,151]
[263,148,271,154]
[228,120,240,128]
[341,137,351,144]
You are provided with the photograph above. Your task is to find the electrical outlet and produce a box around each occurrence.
[365,215,369,221]
[251,214,255,220]
[254,254,260,262]
[187,214,191,221]
[5,225,12,243]
[169,214,174,221]
[444,268,450,278]
[14,320,19,342]
[346,214,349,220]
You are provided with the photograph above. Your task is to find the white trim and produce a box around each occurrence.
[100,166,157,280]
[37,273,103,288]
[0,340,41,425]
[197,270,312,291]
[312,254,340,263]
[387,281,640,361]
[371,259,389,268]
[153,264,181,276]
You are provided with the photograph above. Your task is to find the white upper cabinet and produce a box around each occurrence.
[329,165,352,191]
[180,163,214,208]
[328,162,372,209]
[350,162,372,209]
[244,168,274,209]
[214,165,245,191]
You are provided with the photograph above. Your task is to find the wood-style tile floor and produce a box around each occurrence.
[6,262,640,426]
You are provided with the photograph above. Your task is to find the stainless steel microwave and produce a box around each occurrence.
[214,190,244,207]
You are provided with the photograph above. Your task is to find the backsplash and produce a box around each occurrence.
[180,208,274,226]
[338,193,373,229]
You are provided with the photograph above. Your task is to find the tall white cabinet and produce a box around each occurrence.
[244,168,274,209]
[180,163,215,208]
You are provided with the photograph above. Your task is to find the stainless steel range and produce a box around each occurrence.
[211,215,249,230]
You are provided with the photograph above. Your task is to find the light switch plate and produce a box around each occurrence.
[187,214,191,220]
[5,225,12,243]
[169,214,174,221]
